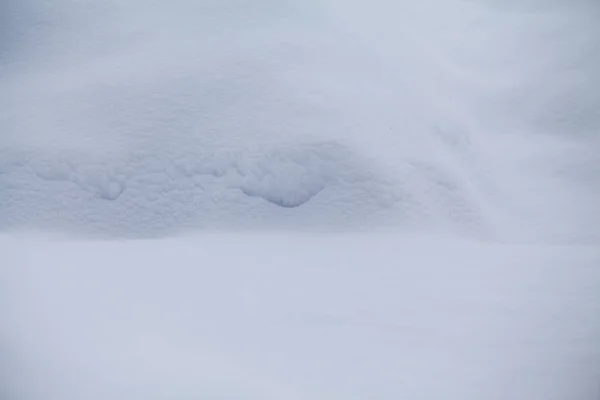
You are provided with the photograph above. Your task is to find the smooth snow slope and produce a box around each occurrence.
[2,0,599,241]
[3,234,600,400]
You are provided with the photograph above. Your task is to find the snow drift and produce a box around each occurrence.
[2,0,598,241]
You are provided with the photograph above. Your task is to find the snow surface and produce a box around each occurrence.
[3,0,599,241]
[3,234,600,400]
[2,0,600,399]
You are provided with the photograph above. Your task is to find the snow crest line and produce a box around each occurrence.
[6,142,352,207]
[1,141,410,235]
[0,139,496,236]
[4,143,323,204]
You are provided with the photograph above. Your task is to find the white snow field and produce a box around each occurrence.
[2,235,600,400]
[2,0,600,399]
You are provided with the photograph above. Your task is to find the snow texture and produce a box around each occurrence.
[2,0,599,241]
[2,0,600,399]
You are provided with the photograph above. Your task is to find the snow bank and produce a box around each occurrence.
[3,0,599,241]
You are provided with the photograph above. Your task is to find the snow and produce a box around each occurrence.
[2,0,600,399]
[5,0,599,241]
[4,234,600,400]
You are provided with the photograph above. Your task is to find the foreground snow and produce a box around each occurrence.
[3,234,599,400]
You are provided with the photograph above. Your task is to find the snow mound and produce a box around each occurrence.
[2,0,599,243]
